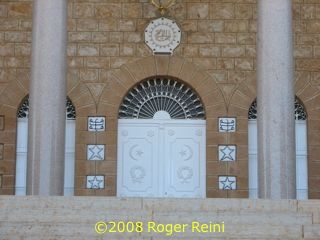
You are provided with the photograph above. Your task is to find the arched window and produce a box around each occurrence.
[119,77,205,119]
[248,97,308,199]
[15,95,76,196]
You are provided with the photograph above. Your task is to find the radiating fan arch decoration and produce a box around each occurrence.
[248,97,307,120]
[17,94,76,120]
[118,77,205,119]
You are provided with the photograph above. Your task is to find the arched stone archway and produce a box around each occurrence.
[0,73,82,195]
[117,76,207,198]
[247,96,308,199]
[97,56,227,197]
[98,56,226,117]
[229,72,320,199]
[294,77,320,199]
[15,95,76,196]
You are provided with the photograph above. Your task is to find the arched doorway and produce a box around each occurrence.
[15,95,76,196]
[117,77,206,198]
[248,97,308,199]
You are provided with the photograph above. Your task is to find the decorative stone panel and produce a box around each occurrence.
[218,145,236,162]
[218,117,236,132]
[144,17,181,55]
[219,176,237,190]
[87,144,105,161]
[88,117,105,132]
[86,175,105,189]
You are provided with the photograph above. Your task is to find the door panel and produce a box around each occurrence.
[117,119,205,198]
[165,124,205,198]
[117,122,159,197]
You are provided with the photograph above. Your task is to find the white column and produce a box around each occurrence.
[27,0,67,195]
[257,0,296,199]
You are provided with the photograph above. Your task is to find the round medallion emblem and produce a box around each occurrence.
[130,166,146,183]
[177,166,193,183]
[145,17,181,54]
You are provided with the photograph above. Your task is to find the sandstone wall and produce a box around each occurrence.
[0,0,319,198]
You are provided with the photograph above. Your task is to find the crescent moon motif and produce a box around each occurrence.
[129,144,144,161]
[179,144,193,161]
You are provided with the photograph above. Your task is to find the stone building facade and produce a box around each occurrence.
[0,0,319,198]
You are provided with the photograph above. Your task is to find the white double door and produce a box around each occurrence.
[117,119,206,198]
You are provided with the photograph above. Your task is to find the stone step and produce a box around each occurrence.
[0,197,319,239]
[0,221,305,239]
[0,196,142,211]
[303,225,320,239]
[0,210,313,226]
[0,196,302,213]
